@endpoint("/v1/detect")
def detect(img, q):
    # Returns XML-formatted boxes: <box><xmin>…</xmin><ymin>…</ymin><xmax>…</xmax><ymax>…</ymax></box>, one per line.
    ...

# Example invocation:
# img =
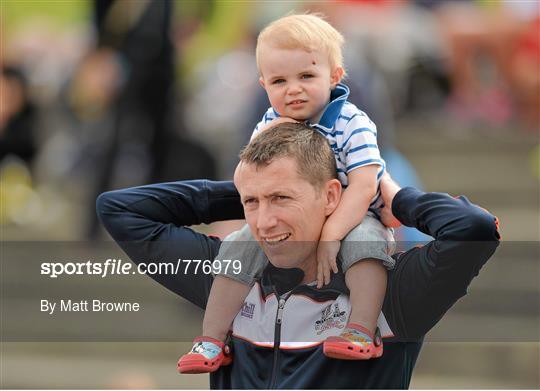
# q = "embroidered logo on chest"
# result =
<box><xmin>241</xmin><ymin>301</ymin><xmax>256</xmax><ymax>319</ymax></box>
<box><xmin>314</xmin><ymin>303</ymin><xmax>347</xmax><ymax>335</ymax></box>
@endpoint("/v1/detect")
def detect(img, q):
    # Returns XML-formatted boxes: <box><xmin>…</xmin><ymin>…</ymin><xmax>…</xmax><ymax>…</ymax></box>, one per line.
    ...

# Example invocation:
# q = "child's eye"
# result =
<box><xmin>272</xmin><ymin>79</ymin><xmax>285</xmax><ymax>85</ymax></box>
<box><xmin>301</xmin><ymin>74</ymin><xmax>314</xmax><ymax>79</ymax></box>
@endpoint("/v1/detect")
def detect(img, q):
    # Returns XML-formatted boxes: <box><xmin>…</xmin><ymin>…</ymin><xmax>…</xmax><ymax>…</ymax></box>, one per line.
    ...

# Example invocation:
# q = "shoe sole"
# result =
<box><xmin>177</xmin><ymin>353</ymin><xmax>232</xmax><ymax>374</ymax></box>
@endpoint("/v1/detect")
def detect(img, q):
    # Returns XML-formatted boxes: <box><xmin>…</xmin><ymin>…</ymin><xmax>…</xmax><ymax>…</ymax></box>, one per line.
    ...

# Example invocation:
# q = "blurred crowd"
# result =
<box><xmin>1</xmin><ymin>0</ymin><xmax>538</xmax><ymax>239</ymax></box>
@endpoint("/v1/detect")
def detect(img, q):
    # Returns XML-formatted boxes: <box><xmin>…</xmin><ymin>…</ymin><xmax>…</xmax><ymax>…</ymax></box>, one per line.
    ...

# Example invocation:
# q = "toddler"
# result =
<box><xmin>178</xmin><ymin>13</ymin><xmax>399</xmax><ymax>374</ymax></box>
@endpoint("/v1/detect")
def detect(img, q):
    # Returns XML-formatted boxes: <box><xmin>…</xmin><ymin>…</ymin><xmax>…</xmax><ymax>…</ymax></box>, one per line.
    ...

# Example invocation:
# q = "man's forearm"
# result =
<box><xmin>96</xmin><ymin>180</ymin><xmax>244</xmax><ymax>308</ymax></box>
<box><xmin>97</xmin><ymin>180</ymin><xmax>243</xmax><ymax>238</ymax></box>
<box><xmin>392</xmin><ymin>187</ymin><xmax>500</xmax><ymax>242</ymax></box>
<box><xmin>386</xmin><ymin>187</ymin><xmax>500</xmax><ymax>338</ymax></box>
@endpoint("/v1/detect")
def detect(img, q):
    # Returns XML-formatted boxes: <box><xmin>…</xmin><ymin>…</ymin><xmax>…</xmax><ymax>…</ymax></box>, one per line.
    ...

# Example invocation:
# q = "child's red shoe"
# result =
<box><xmin>177</xmin><ymin>336</ymin><xmax>232</xmax><ymax>374</ymax></box>
<box><xmin>323</xmin><ymin>323</ymin><xmax>383</xmax><ymax>360</ymax></box>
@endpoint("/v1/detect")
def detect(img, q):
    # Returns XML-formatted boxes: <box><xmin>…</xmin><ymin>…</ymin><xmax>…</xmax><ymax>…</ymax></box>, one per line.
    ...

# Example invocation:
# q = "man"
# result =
<box><xmin>97</xmin><ymin>122</ymin><xmax>500</xmax><ymax>389</ymax></box>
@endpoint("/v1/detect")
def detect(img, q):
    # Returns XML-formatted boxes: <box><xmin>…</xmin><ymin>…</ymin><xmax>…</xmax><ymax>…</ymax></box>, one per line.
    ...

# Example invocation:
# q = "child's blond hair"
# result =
<box><xmin>256</xmin><ymin>13</ymin><xmax>346</xmax><ymax>76</ymax></box>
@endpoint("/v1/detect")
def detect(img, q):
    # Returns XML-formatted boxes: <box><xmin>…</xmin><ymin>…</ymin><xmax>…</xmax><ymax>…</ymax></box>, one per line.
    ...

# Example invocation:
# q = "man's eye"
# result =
<box><xmin>244</xmin><ymin>199</ymin><xmax>256</xmax><ymax>205</ymax></box>
<box><xmin>275</xmin><ymin>195</ymin><xmax>289</xmax><ymax>201</ymax></box>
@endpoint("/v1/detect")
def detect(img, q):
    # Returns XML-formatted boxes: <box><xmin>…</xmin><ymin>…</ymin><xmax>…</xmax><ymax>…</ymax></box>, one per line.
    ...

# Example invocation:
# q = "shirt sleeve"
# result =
<box><xmin>340</xmin><ymin>113</ymin><xmax>384</xmax><ymax>174</ymax></box>
<box><xmin>96</xmin><ymin>180</ymin><xmax>244</xmax><ymax>309</ymax></box>
<box><xmin>383</xmin><ymin>187</ymin><xmax>501</xmax><ymax>339</ymax></box>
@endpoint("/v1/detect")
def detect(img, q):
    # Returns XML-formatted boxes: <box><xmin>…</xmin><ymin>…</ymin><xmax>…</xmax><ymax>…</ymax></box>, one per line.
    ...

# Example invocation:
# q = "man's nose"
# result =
<box><xmin>256</xmin><ymin>203</ymin><xmax>278</xmax><ymax>233</ymax></box>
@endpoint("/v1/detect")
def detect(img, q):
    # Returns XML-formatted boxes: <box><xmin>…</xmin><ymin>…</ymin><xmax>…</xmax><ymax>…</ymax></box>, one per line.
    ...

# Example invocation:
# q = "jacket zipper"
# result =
<box><xmin>267</xmin><ymin>285</ymin><xmax>343</xmax><ymax>388</ymax></box>
<box><xmin>269</xmin><ymin>296</ymin><xmax>286</xmax><ymax>389</ymax></box>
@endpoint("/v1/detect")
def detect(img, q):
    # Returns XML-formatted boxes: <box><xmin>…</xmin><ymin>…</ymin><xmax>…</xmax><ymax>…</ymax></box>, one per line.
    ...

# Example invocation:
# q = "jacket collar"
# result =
<box><xmin>260</xmin><ymin>261</ymin><xmax>349</xmax><ymax>301</ymax></box>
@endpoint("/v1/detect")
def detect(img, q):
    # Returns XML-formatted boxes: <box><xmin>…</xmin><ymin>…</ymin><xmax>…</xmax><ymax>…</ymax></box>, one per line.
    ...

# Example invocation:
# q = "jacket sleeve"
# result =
<box><xmin>384</xmin><ymin>187</ymin><xmax>500</xmax><ymax>339</ymax></box>
<box><xmin>96</xmin><ymin>180</ymin><xmax>244</xmax><ymax>309</ymax></box>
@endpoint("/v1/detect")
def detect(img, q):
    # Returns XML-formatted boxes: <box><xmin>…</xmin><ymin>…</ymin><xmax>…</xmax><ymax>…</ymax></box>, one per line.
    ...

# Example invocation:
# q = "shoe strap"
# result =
<box><xmin>193</xmin><ymin>336</ymin><xmax>225</xmax><ymax>348</ymax></box>
<box><xmin>344</xmin><ymin>323</ymin><xmax>375</xmax><ymax>340</ymax></box>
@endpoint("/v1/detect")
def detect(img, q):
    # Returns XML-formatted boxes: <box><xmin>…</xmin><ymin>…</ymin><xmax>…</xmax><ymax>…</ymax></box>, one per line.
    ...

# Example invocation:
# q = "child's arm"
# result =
<box><xmin>316</xmin><ymin>165</ymin><xmax>378</xmax><ymax>287</ymax></box>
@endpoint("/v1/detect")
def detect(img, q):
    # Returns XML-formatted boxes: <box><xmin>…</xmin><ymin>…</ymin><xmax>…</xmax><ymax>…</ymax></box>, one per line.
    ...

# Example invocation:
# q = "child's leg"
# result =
<box><xmin>323</xmin><ymin>214</ymin><xmax>394</xmax><ymax>360</ymax></box>
<box><xmin>178</xmin><ymin>276</ymin><xmax>251</xmax><ymax>374</ymax></box>
<box><xmin>345</xmin><ymin>259</ymin><xmax>387</xmax><ymax>334</ymax></box>
<box><xmin>202</xmin><ymin>275</ymin><xmax>251</xmax><ymax>342</ymax></box>
<box><xmin>340</xmin><ymin>214</ymin><xmax>395</xmax><ymax>325</ymax></box>
<box><xmin>178</xmin><ymin>224</ymin><xmax>267</xmax><ymax>374</ymax></box>
<box><xmin>324</xmin><ymin>261</ymin><xmax>387</xmax><ymax>361</ymax></box>
<box><xmin>201</xmin><ymin>224</ymin><xmax>268</xmax><ymax>340</ymax></box>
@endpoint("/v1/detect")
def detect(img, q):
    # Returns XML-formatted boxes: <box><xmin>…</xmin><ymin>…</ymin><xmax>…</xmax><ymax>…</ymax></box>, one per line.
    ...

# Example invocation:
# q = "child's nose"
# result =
<box><xmin>287</xmin><ymin>83</ymin><xmax>302</xmax><ymax>95</ymax></box>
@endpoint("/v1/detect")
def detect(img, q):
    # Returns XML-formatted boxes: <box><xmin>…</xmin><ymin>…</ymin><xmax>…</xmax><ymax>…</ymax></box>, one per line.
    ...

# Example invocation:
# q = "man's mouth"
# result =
<box><xmin>263</xmin><ymin>233</ymin><xmax>291</xmax><ymax>245</ymax></box>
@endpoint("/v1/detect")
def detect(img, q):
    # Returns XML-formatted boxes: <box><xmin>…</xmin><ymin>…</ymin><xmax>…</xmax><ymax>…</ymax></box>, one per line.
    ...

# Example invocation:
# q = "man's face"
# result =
<box><xmin>234</xmin><ymin>157</ymin><xmax>339</xmax><ymax>273</ymax></box>
<box><xmin>258</xmin><ymin>45</ymin><xmax>343</xmax><ymax>122</ymax></box>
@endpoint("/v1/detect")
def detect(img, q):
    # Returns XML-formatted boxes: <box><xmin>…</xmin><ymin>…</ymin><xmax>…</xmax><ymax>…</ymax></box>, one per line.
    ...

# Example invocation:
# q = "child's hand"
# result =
<box><xmin>380</xmin><ymin>207</ymin><xmax>401</xmax><ymax>228</ymax></box>
<box><xmin>380</xmin><ymin>173</ymin><xmax>402</xmax><ymax>228</ymax></box>
<box><xmin>316</xmin><ymin>240</ymin><xmax>340</xmax><ymax>288</ymax></box>
<box><xmin>260</xmin><ymin>117</ymin><xmax>298</xmax><ymax>132</ymax></box>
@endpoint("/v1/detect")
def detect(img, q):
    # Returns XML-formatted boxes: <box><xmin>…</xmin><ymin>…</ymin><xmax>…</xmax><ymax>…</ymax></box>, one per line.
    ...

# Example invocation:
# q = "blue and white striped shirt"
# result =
<box><xmin>252</xmin><ymin>83</ymin><xmax>385</xmax><ymax>210</ymax></box>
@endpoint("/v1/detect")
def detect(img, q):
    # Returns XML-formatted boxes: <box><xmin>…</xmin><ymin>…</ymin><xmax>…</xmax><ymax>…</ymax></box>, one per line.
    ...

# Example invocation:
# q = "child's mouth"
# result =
<box><xmin>288</xmin><ymin>100</ymin><xmax>306</xmax><ymax>106</ymax></box>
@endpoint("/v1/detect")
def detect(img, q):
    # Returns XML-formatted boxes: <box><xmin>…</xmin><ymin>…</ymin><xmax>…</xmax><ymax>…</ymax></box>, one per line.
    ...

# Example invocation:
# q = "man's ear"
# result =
<box><xmin>259</xmin><ymin>76</ymin><xmax>266</xmax><ymax>89</ymax></box>
<box><xmin>233</xmin><ymin>161</ymin><xmax>244</xmax><ymax>189</ymax></box>
<box><xmin>323</xmin><ymin>179</ymin><xmax>342</xmax><ymax>216</ymax></box>
<box><xmin>330</xmin><ymin>67</ymin><xmax>344</xmax><ymax>88</ymax></box>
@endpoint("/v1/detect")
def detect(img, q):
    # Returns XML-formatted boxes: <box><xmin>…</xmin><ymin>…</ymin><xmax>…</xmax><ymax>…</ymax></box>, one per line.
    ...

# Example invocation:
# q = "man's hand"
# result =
<box><xmin>379</xmin><ymin>173</ymin><xmax>402</xmax><ymax>228</ymax></box>
<box><xmin>316</xmin><ymin>240</ymin><xmax>341</xmax><ymax>288</ymax></box>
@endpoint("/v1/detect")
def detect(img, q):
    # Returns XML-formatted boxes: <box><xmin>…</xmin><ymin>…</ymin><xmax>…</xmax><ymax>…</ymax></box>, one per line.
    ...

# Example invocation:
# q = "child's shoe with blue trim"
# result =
<box><xmin>177</xmin><ymin>336</ymin><xmax>232</xmax><ymax>374</ymax></box>
<box><xmin>323</xmin><ymin>323</ymin><xmax>383</xmax><ymax>360</ymax></box>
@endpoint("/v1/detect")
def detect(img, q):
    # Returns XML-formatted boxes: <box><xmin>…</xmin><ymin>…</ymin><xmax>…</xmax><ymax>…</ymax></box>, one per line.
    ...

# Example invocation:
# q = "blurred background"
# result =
<box><xmin>1</xmin><ymin>0</ymin><xmax>538</xmax><ymax>388</ymax></box>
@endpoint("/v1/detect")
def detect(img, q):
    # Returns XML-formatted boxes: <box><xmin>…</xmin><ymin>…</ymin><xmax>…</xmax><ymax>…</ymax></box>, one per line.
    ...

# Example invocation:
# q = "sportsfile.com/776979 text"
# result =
<box><xmin>40</xmin><ymin>259</ymin><xmax>242</xmax><ymax>278</ymax></box>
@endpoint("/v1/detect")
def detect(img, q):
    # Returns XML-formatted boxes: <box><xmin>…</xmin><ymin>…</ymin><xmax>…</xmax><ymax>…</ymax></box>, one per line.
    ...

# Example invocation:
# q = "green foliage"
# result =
<box><xmin>2</xmin><ymin>0</ymin><xmax>90</xmax><ymax>38</ymax></box>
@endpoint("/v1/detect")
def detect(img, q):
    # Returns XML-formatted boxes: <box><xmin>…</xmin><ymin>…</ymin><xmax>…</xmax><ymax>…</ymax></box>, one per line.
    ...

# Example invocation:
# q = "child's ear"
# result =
<box><xmin>259</xmin><ymin>76</ymin><xmax>266</xmax><ymax>89</ymax></box>
<box><xmin>330</xmin><ymin>67</ymin><xmax>344</xmax><ymax>88</ymax></box>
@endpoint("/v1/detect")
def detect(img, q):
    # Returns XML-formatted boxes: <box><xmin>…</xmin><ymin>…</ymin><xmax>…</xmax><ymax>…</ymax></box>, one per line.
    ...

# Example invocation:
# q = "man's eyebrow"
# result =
<box><xmin>240</xmin><ymin>189</ymin><xmax>299</xmax><ymax>201</ymax></box>
<box><xmin>267</xmin><ymin>189</ymin><xmax>297</xmax><ymax>198</ymax></box>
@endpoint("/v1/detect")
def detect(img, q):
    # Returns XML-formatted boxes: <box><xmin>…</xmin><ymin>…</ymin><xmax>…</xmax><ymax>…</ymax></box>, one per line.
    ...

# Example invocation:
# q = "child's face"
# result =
<box><xmin>258</xmin><ymin>45</ymin><xmax>343</xmax><ymax>121</ymax></box>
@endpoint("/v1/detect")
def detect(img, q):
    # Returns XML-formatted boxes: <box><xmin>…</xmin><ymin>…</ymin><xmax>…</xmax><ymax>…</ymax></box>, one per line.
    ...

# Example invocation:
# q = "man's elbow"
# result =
<box><xmin>465</xmin><ymin>208</ymin><xmax>501</xmax><ymax>243</ymax></box>
<box><xmin>458</xmin><ymin>208</ymin><xmax>501</xmax><ymax>265</ymax></box>
<box><xmin>96</xmin><ymin>191</ymin><xmax>112</xmax><ymax>218</ymax></box>
<box><xmin>96</xmin><ymin>190</ymin><xmax>124</xmax><ymax>232</ymax></box>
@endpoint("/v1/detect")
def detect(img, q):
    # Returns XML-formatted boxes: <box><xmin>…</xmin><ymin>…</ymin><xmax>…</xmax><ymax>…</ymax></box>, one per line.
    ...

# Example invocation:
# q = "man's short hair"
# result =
<box><xmin>239</xmin><ymin>122</ymin><xmax>337</xmax><ymax>189</ymax></box>
<box><xmin>256</xmin><ymin>13</ymin><xmax>346</xmax><ymax>76</ymax></box>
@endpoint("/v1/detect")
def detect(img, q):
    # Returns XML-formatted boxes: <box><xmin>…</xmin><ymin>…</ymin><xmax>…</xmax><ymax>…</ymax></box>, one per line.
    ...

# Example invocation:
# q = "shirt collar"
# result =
<box><xmin>309</xmin><ymin>83</ymin><xmax>349</xmax><ymax>130</ymax></box>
